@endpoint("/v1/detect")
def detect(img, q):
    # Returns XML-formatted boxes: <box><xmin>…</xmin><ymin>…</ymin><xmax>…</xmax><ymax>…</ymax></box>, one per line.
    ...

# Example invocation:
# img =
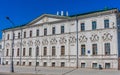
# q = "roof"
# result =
<box><xmin>2</xmin><ymin>8</ymin><xmax>118</xmax><ymax>31</ymax></box>
<box><xmin>69</xmin><ymin>8</ymin><xmax>118</xmax><ymax>17</ymax></box>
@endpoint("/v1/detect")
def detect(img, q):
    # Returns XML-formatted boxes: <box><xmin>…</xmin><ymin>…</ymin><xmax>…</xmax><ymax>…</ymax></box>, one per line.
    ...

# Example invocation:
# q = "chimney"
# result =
<box><xmin>61</xmin><ymin>11</ymin><xmax>63</xmax><ymax>16</ymax></box>
<box><xmin>57</xmin><ymin>11</ymin><xmax>59</xmax><ymax>15</ymax></box>
<box><xmin>66</xmin><ymin>11</ymin><xmax>68</xmax><ymax>16</ymax></box>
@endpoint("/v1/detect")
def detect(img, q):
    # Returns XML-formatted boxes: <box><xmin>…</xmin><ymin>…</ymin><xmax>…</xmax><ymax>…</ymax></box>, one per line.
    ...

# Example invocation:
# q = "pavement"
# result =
<box><xmin>0</xmin><ymin>65</ymin><xmax>120</xmax><ymax>75</ymax></box>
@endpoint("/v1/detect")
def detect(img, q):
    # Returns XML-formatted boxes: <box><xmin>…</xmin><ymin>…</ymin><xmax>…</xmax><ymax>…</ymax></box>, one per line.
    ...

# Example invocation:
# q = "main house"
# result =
<box><xmin>1</xmin><ymin>8</ymin><xmax>120</xmax><ymax>70</ymax></box>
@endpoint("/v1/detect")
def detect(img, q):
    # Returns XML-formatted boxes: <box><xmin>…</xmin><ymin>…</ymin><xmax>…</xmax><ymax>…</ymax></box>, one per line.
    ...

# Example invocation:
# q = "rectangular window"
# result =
<box><xmin>52</xmin><ymin>62</ymin><xmax>55</xmax><ymax>67</ymax></box>
<box><xmin>43</xmin><ymin>47</ymin><xmax>47</xmax><ymax>56</ymax></box>
<box><xmin>61</xmin><ymin>26</ymin><xmax>64</xmax><ymax>34</ymax></box>
<box><xmin>30</xmin><ymin>30</ymin><xmax>32</xmax><ymax>37</ymax></box>
<box><xmin>6</xmin><ymin>49</ymin><xmax>9</xmax><ymax>56</ymax></box>
<box><xmin>29</xmin><ymin>62</ymin><xmax>32</xmax><ymax>66</ymax></box>
<box><xmin>29</xmin><ymin>48</ymin><xmax>32</xmax><ymax>56</ymax></box>
<box><xmin>18</xmin><ymin>32</ymin><xmax>20</xmax><ymax>39</ymax></box>
<box><xmin>36</xmin><ymin>47</ymin><xmax>39</xmax><ymax>56</ymax></box>
<box><xmin>23</xmin><ymin>48</ymin><xmax>26</xmax><ymax>56</ymax></box>
<box><xmin>0</xmin><ymin>45</ymin><xmax>1</xmax><ymax>49</ymax></box>
<box><xmin>92</xmin><ymin>44</ymin><xmax>97</xmax><ymax>55</ymax></box>
<box><xmin>81</xmin><ymin>63</ymin><xmax>85</xmax><ymax>68</ymax></box>
<box><xmin>23</xmin><ymin>62</ymin><xmax>25</xmax><ymax>66</ymax></box>
<box><xmin>52</xmin><ymin>46</ymin><xmax>56</xmax><ymax>56</ymax></box>
<box><xmin>61</xmin><ymin>46</ymin><xmax>65</xmax><ymax>56</ymax></box>
<box><xmin>81</xmin><ymin>23</ymin><xmax>85</xmax><ymax>31</ymax></box>
<box><xmin>81</xmin><ymin>45</ymin><xmax>86</xmax><ymax>55</ymax></box>
<box><xmin>36</xmin><ymin>29</ymin><xmax>39</xmax><ymax>36</ymax></box>
<box><xmin>105</xmin><ymin>43</ymin><xmax>110</xmax><ymax>55</ymax></box>
<box><xmin>104</xmin><ymin>19</ymin><xmax>109</xmax><ymax>28</ymax></box>
<box><xmin>7</xmin><ymin>34</ymin><xmax>9</xmax><ymax>40</ymax></box>
<box><xmin>24</xmin><ymin>31</ymin><xmax>26</xmax><ymax>38</ymax></box>
<box><xmin>44</xmin><ymin>28</ymin><xmax>47</xmax><ymax>35</ymax></box>
<box><xmin>6</xmin><ymin>61</ymin><xmax>8</xmax><ymax>65</ymax></box>
<box><xmin>43</xmin><ymin>62</ymin><xmax>47</xmax><ymax>67</ymax></box>
<box><xmin>61</xmin><ymin>62</ymin><xmax>65</xmax><ymax>67</ymax></box>
<box><xmin>92</xmin><ymin>63</ymin><xmax>97</xmax><ymax>69</ymax></box>
<box><xmin>17</xmin><ymin>48</ymin><xmax>19</xmax><ymax>56</ymax></box>
<box><xmin>105</xmin><ymin>63</ymin><xmax>110</xmax><ymax>69</ymax></box>
<box><xmin>52</xmin><ymin>27</ymin><xmax>55</xmax><ymax>35</ymax></box>
<box><xmin>16</xmin><ymin>62</ymin><xmax>19</xmax><ymax>65</ymax></box>
<box><xmin>92</xmin><ymin>21</ymin><xmax>97</xmax><ymax>30</ymax></box>
<box><xmin>36</xmin><ymin>62</ymin><xmax>39</xmax><ymax>66</ymax></box>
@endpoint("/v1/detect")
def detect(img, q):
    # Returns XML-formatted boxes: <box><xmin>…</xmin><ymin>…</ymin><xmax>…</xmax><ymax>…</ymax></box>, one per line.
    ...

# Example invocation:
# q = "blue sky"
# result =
<box><xmin>0</xmin><ymin>0</ymin><xmax>120</xmax><ymax>39</ymax></box>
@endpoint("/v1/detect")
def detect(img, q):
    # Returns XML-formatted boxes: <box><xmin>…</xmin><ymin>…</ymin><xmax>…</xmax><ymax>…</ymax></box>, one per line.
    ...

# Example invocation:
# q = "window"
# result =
<box><xmin>29</xmin><ymin>48</ymin><xmax>32</xmax><ymax>56</ymax></box>
<box><xmin>105</xmin><ymin>63</ymin><xmax>110</xmax><ymax>69</ymax></box>
<box><xmin>36</xmin><ymin>29</ymin><xmax>39</xmax><ymax>36</ymax></box>
<box><xmin>29</xmin><ymin>62</ymin><xmax>32</xmax><ymax>66</ymax></box>
<box><xmin>44</xmin><ymin>28</ymin><xmax>47</xmax><ymax>35</ymax></box>
<box><xmin>17</xmin><ymin>48</ymin><xmax>19</xmax><ymax>56</ymax></box>
<box><xmin>81</xmin><ymin>63</ymin><xmax>85</xmax><ymax>68</ymax></box>
<box><xmin>61</xmin><ymin>46</ymin><xmax>65</xmax><ymax>56</ymax></box>
<box><xmin>18</xmin><ymin>32</ymin><xmax>20</xmax><ymax>39</ymax></box>
<box><xmin>61</xmin><ymin>26</ymin><xmax>64</xmax><ymax>34</ymax></box>
<box><xmin>43</xmin><ymin>47</ymin><xmax>47</xmax><ymax>56</ymax></box>
<box><xmin>61</xmin><ymin>62</ymin><xmax>65</xmax><ymax>67</ymax></box>
<box><xmin>92</xmin><ymin>44</ymin><xmax>97</xmax><ymax>55</ymax></box>
<box><xmin>92</xmin><ymin>21</ymin><xmax>97</xmax><ymax>30</ymax></box>
<box><xmin>52</xmin><ymin>62</ymin><xmax>55</xmax><ymax>67</ymax></box>
<box><xmin>104</xmin><ymin>19</ymin><xmax>109</xmax><ymax>28</ymax></box>
<box><xmin>52</xmin><ymin>46</ymin><xmax>56</xmax><ymax>56</ymax></box>
<box><xmin>16</xmin><ymin>62</ymin><xmax>19</xmax><ymax>65</ymax></box>
<box><xmin>92</xmin><ymin>63</ymin><xmax>97</xmax><ymax>69</ymax></box>
<box><xmin>6</xmin><ymin>49</ymin><xmax>9</xmax><ymax>56</ymax></box>
<box><xmin>23</xmin><ymin>62</ymin><xmax>25</xmax><ymax>66</ymax></box>
<box><xmin>30</xmin><ymin>30</ymin><xmax>32</xmax><ymax>37</ymax></box>
<box><xmin>23</xmin><ymin>48</ymin><xmax>26</xmax><ymax>56</ymax></box>
<box><xmin>52</xmin><ymin>27</ymin><xmax>55</xmax><ymax>34</ymax></box>
<box><xmin>36</xmin><ymin>62</ymin><xmax>39</xmax><ymax>66</ymax></box>
<box><xmin>0</xmin><ymin>45</ymin><xmax>1</xmax><ymax>49</ymax></box>
<box><xmin>36</xmin><ymin>46</ymin><xmax>39</xmax><ymax>56</ymax></box>
<box><xmin>7</xmin><ymin>34</ymin><xmax>9</xmax><ymax>40</ymax></box>
<box><xmin>13</xmin><ymin>33</ymin><xmax>15</xmax><ymax>39</ymax></box>
<box><xmin>24</xmin><ymin>31</ymin><xmax>26</xmax><ymax>38</ymax></box>
<box><xmin>6</xmin><ymin>61</ymin><xmax>8</xmax><ymax>65</ymax></box>
<box><xmin>105</xmin><ymin>43</ymin><xmax>110</xmax><ymax>55</ymax></box>
<box><xmin>81</xmin><ymin>23</ymin><xmax>85</xmax><ymax>31</ymax></box>
<box><xmin>81</xmin><ymin>45</ymin><xmax>86</xmax><ymax>55</ymax></box>
<box><xmin>43</xmin><ymin>62</ymin><xmax>47</xmax><ymax>67</ymax></box>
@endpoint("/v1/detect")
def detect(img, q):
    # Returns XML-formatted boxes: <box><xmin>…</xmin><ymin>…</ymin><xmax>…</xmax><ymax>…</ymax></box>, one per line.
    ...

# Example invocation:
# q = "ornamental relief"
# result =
<box><xmin>16</xmin><ymin>42</ymin><xmax>21</xmax><ymax>47</ymax></box>
<box><xmin>22</xmin><ymin>41</ymin><xmax>26</xmax><ymax>47</ymax></box>
<box><xmin>69</xmin><ymin>36</ymin><xmax>76</xmax><ymax>43</ymax></box>
<box><xmin>50</xmin><ymin>38</ymin><xmax>57</xmax><ymax>45</ymax></box>
<box><xmin>79</xmin><ymin>35</ymin><xmax>87</xmax><ymax>42</ymax></box>
<box><xmin>59</xmin><ymin>37</ymin><xmax>67</xmax><ymax>44</ymax></box>
<box><xmin>42</xmin><ymin>39</ymin><xmax>48</xmax><ymax>45</ymax></box>
<box><xmin>27</xmin><ymin>40</ymin><xmax>33</xmax><ymax>46</ymax></box>
<box><xmin>6</xmin><ymin>43</ymin><xmax>10</xmax><ymax>47</ymax></box>
<box><xmin>90</xmin><ymin>34</ymin><xmax>99</xmax><ymax>42</ymax></box>
<box><xmin>102</xmin><ymin>33</ymin><xmax>113</xmax><ymax>41</ymax></box>
<box><xmin>35</xmin><ymin>40</ymin><xmax>40</xmax><ymax>46</ymax></box>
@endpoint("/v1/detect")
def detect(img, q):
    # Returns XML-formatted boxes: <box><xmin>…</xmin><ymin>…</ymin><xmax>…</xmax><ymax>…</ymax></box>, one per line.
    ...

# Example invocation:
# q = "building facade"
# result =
<box><xmin>1</xmin><ymin>8</ymin><xmax>120</xmax><ymax>69</ymax></box>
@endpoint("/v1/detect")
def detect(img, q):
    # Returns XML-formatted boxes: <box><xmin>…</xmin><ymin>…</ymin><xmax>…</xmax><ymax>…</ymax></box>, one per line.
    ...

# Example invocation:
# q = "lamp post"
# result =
<box><xmin>76</xmin><ymin>16</ymin><xmax>79</xmax><ymax>68</ymax></box>
<box><xmin>6</xmin><ymin>16</ymin><xmax>15</xmax><ymax>72</ymax></box>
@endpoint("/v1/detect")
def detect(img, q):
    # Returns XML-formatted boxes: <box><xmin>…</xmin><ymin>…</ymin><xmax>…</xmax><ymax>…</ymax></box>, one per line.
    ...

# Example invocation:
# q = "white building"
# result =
<box><xmin>1</xmin><ymin>8</ymin><xmax>120</xmax><ymax>69</ymax></box>
<box><xmin>0</xmin><ymin>40</ymin><xmax>2</xmax><ymax>64</ymax></box>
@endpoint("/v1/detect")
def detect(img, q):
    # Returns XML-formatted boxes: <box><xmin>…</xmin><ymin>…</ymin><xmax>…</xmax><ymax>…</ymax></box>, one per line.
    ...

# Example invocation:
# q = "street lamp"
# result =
<box><xmin>76</xmin><ymin>16</ymin><xmax>79</xmax><ymax>68</ymax></box>
<box><xmin>6</xmin><ymin>16</ymin><xmax>15</xmax><ymax>72</ymax></box>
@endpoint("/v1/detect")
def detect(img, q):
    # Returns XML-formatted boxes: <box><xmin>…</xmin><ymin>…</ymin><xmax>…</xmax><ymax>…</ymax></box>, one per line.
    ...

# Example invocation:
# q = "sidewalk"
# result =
<box><xmin>0</xmin><ymin>65</ymin><xmax>120</xmax><ymax>75</ymax></box>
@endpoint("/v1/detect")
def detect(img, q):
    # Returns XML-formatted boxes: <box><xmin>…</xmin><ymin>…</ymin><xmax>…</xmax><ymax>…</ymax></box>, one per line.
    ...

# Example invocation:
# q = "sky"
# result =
<box><xmin>0</xmin><ymin>0</ymin><xmax>120</xmax><ymax>39</ymax></box>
